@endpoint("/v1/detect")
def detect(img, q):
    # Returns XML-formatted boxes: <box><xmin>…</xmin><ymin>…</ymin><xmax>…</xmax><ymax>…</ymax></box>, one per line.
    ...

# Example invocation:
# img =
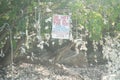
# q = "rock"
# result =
<box><xmin>102</xmin><ymin>74</ymin><xmax>120</xmax><ymax>80</ymax></box>
<box><xmin>51</xmin><ymin>42</ymin><xmax>88</xmax><ymax>67</ymax></box>
<box><xmin>57</xmin><ymin>51</ymin><xmax>88</xmax><ymax>67</ymax></box>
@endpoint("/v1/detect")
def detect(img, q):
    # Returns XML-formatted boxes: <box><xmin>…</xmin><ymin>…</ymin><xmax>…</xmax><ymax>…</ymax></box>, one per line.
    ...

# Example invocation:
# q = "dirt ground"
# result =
<box><xmin>0</xmin><ymin>60</ymin><xmax>107</xmax><ymax>80</ymax></box>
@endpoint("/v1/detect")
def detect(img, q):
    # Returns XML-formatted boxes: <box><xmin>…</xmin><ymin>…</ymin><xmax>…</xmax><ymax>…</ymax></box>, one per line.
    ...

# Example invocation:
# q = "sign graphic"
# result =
<box><xmin>52</xmin><ymin>14</ymin><xmax>70</xmax><ymax>39</ymax></box>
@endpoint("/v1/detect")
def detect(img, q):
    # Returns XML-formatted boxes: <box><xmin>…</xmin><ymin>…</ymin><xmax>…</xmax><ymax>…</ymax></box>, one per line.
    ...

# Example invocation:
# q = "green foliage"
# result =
<box><xmin>0</xmin><ymin>0</ymin><xmax>120</xmax><ymax>55</ymax></box>
<box><xmin>116</xmin><ymin>23</ymin><xmax>120</xmax><ymax>31</ymax></box>
<box><xmin>17</xmin><ymin>17</ymin><xmax>26</xmax><ymax>32</ymax></box>
<box><xmin>0</xmin><ymin>0</ymin><xmax>118</xmax><ymax>41</ymax></box>
<box><xmin>87</xmin><ymin>11</ymin><xmax>104</xmax><ymax>40</ymax></box>
<box><xmin>13</xmin><ymin>39</ymin><xmax>17</xmax><ymax>50</ymax></box>
<box><xmin>68</xmin><ymin>0</ymin><xmax>120</xmax><ymax>41</ymax></box>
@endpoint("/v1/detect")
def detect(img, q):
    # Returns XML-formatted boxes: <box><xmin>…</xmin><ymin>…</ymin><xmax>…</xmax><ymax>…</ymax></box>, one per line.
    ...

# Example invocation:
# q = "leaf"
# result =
<box><xmin>116</xmin><ymin>23</ymin><xmax>120</xmax><ymax>31</ymax></box>
<box><xmin>13</xmin><ymin>39</ymin><xmax>17</xmax><ymax>50</ymax></box>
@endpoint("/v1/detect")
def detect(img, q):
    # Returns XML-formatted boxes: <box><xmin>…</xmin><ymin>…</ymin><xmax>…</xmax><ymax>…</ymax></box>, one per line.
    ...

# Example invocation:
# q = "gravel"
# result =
<box><xmin>0</xmin><ymin>61</ymin><xmax>108</xmax><ymax>80</ymax></box>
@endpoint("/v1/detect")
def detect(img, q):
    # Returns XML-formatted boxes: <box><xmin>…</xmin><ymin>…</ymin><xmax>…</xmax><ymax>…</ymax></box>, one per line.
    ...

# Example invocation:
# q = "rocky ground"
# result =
<box><xmin>0</xmin><ymin>42</ymin><xmax>116</xmax><ymax>80</ymax></box>
<box><xmin>0</xmin><ymin>49</ymin><xmax>108</xmax><ymax>80</ymax></box>
<box><xmin>0</xmin><ymin>60</ymin><xmax>108</xmax><ymax>80</ymax></box>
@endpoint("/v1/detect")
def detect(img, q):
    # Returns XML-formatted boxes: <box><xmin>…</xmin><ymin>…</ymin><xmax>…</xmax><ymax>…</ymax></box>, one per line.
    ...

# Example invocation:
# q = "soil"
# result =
<box><xmin>0</xmin><ymin>42</ymin><xmax>108</xmax><ymax>80</ymax></box>
<box><xmin>0</xmin><ymin>60</ymin><xmax>107</xmax><ymax>80</ymax></box>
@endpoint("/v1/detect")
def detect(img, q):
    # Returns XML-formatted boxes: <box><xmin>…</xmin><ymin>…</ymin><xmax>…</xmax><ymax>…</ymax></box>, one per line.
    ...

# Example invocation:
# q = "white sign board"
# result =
<box><xmin>52</xmin><ymin>14</ymin><xmax>70</xmax><ymax>39</ymax></box>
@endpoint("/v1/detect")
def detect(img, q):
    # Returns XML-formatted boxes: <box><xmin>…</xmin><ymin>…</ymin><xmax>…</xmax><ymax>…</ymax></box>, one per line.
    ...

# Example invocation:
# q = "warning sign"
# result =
<box><xmin>52</xmin><ymin>14</ymin><xmax>70</xmax><ymax>39</ymax></box>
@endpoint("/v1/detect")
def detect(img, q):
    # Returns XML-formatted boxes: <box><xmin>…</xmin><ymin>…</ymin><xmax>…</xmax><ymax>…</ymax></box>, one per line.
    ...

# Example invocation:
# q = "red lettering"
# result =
<box><xmin>53</xmin><ymin>15</ymin><xmax>70</xmax><ymax>26</ymax></box>
<box><xmin>61</xmin><ymin>16</ymin><xmax>69</xmax><ymax>26</ymax></box>
<box><xmin>53</xmin><ymin>15</ymin><xmax>61</xmax><ymax>25</ymax></box>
